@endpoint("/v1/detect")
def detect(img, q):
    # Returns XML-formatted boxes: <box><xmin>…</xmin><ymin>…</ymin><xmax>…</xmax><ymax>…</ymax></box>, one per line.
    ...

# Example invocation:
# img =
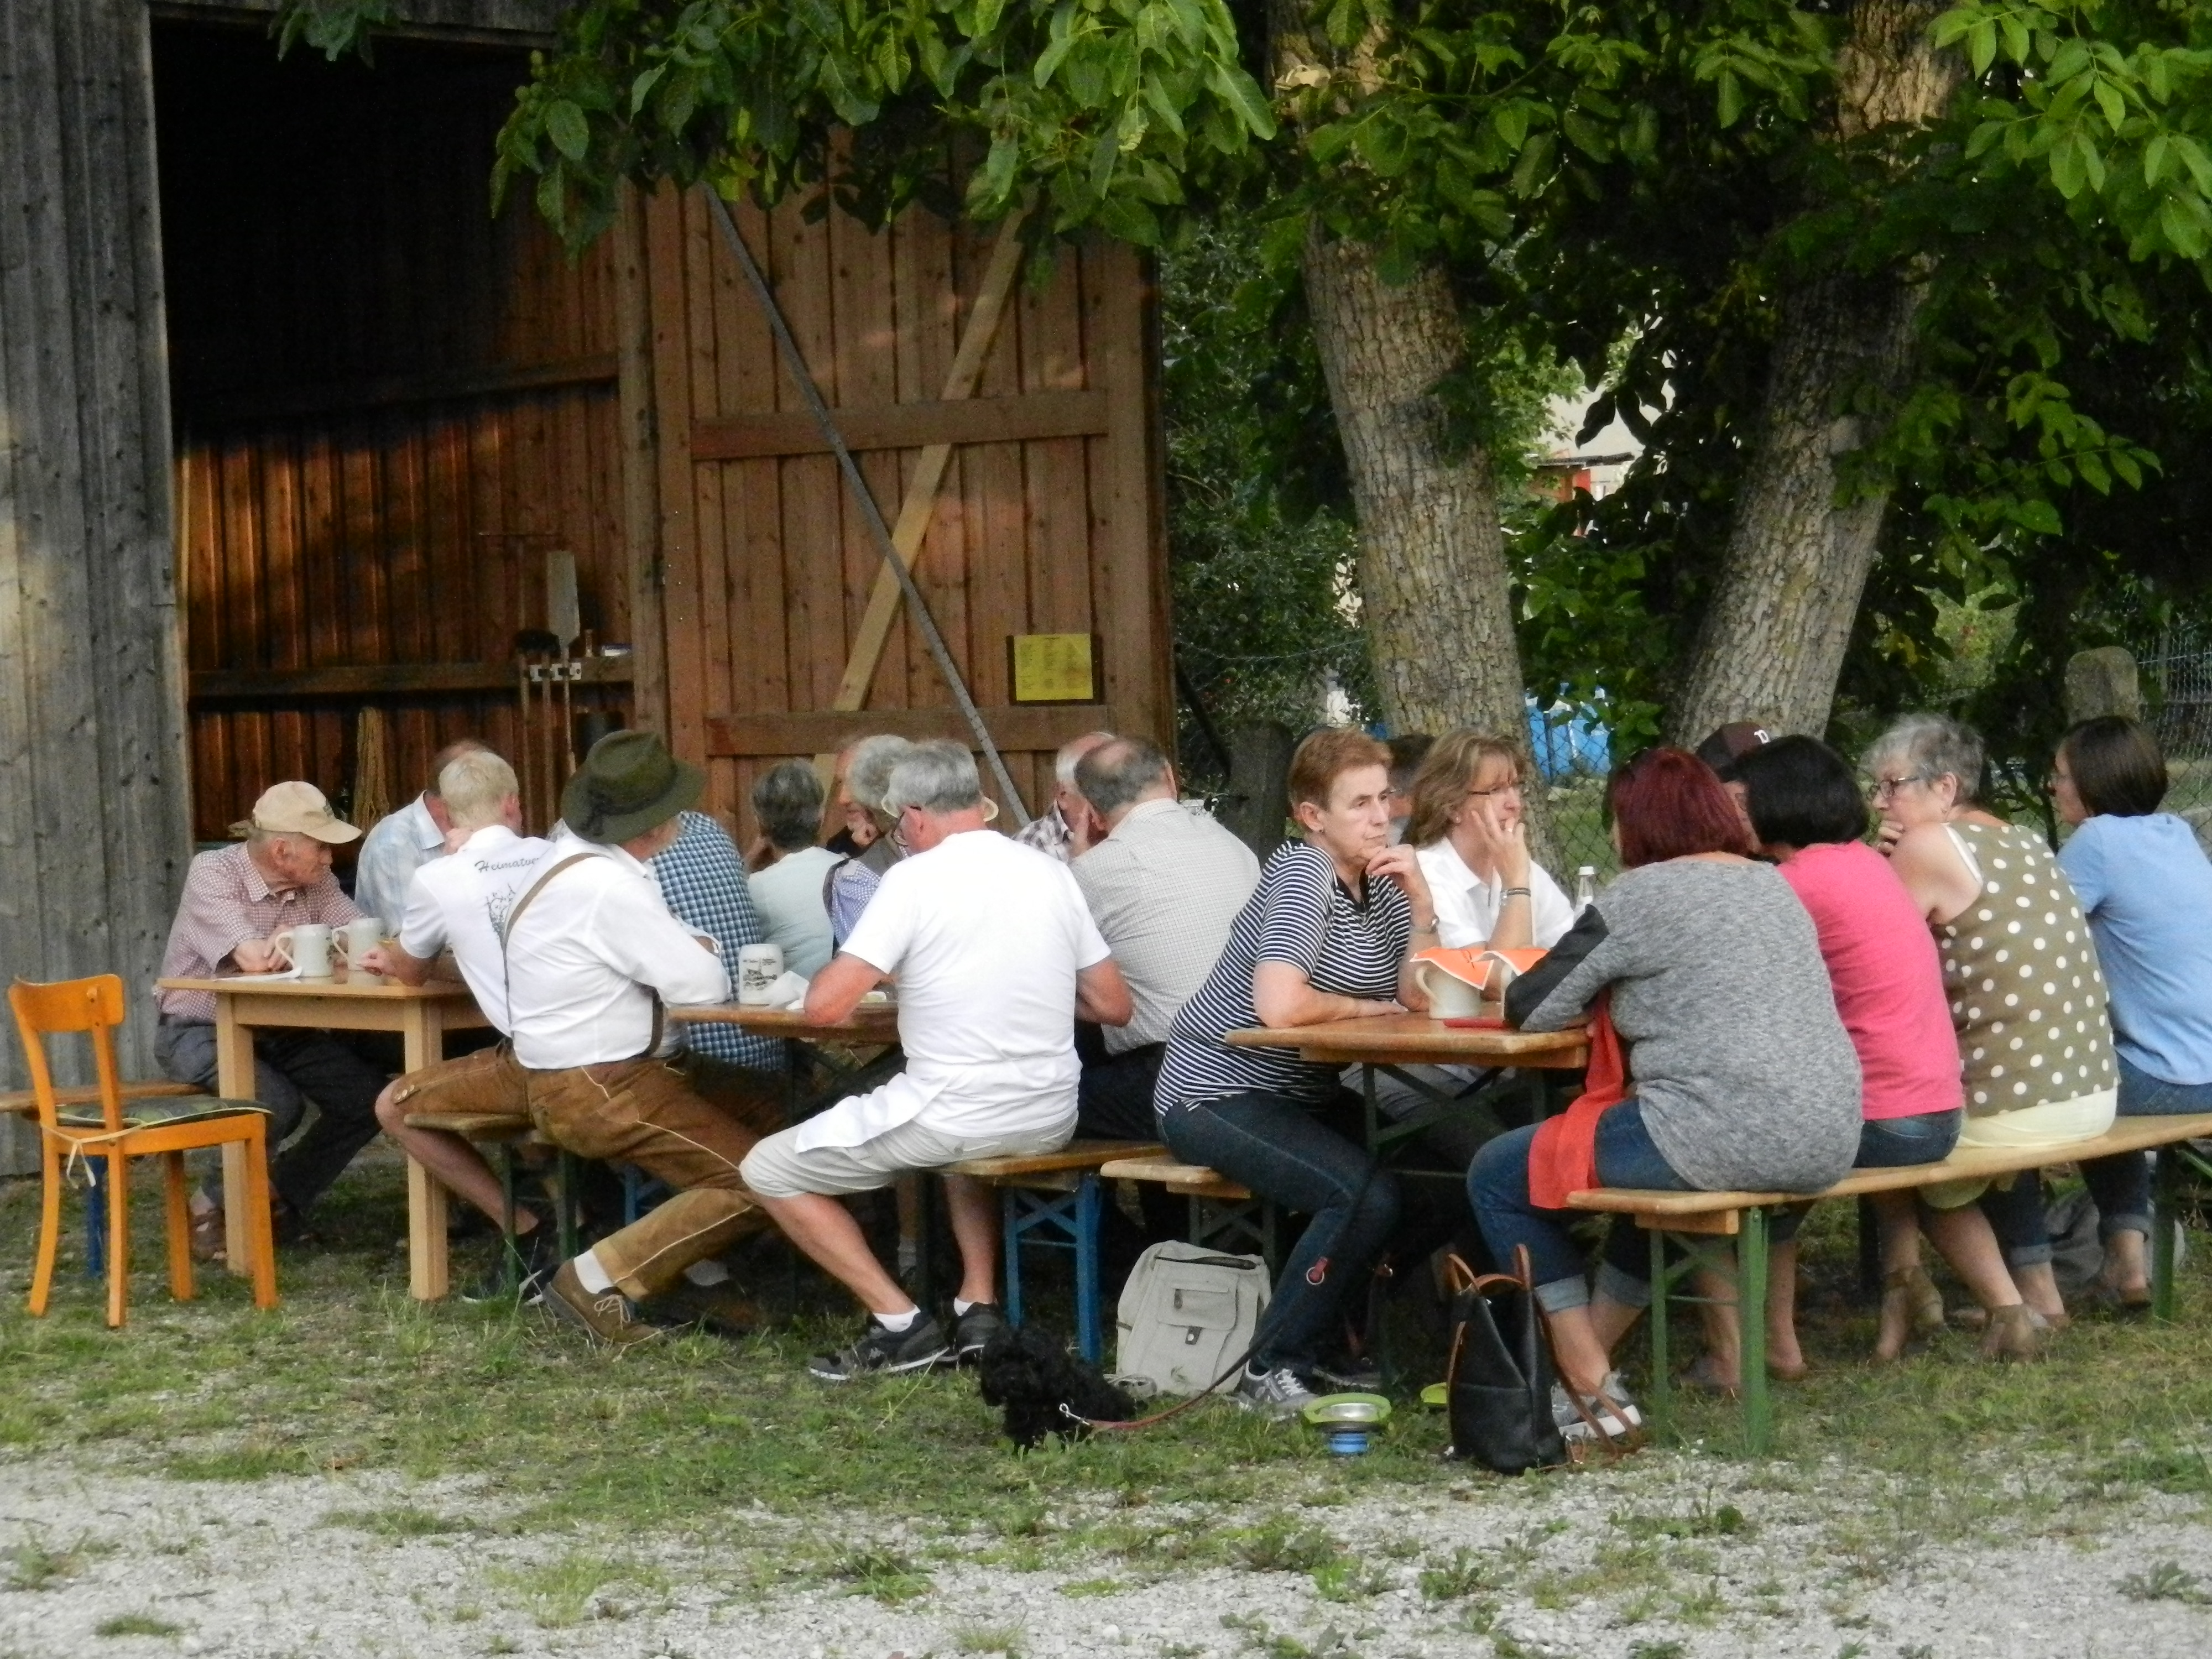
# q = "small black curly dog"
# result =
<box><xmin>975</xmin><ymin>1324</ymin><xmax>1138</xmax><ymax>1449</ymax></box>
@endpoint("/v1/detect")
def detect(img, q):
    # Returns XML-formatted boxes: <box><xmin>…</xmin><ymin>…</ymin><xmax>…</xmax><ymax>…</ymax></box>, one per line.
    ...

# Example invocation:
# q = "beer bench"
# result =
<box><xmin>1099</xmin><ymin>1156</ymin><xmax>1280</xmax><ymax>1271</ymax></box>
<box><xmin>400</xmin><ymin>1109</ymin><xmax>586</xmax><ymax>1300</ymax></box>
<box><xmin>1568</xmin><ymin>1112</ymin><xmax>2212</xmax><ymax>1456</ymax></box>
<box><xmin>948</xmin><ymin>1140</ymin><xmax>1162</xmax><ymax>1363</ymax></box>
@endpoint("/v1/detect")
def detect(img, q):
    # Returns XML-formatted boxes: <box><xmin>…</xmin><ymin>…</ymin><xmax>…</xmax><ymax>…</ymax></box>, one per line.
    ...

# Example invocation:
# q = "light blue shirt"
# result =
<box><xmin>353</xmin><ymin>795</ymin><xmax>444</xmax><ymax>931</ymax></box>
<box><xmin>2058</xmin><ymin>812</ymin><xmax>2212</xmax><ymax>1085</ymax></box>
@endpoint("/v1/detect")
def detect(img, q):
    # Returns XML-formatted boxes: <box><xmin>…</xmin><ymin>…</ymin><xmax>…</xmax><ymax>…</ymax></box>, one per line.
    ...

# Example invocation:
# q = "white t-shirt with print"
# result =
<box><xmin>397</xmin><ymin>824</ymin><xmax>551</xmax><ymax>1032</ymax></box>
<box><xmin>797</xmin><ymin>830</ymin><xmax>1110</xmax><ymax>1151</ymax></box>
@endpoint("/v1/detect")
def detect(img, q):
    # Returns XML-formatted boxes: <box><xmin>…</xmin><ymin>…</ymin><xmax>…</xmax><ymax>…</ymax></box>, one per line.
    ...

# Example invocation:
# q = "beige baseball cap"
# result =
<box><xmin>247</xmin><ymin>781</ymin><xmax>362</xmax><ymax>843</ymax></box>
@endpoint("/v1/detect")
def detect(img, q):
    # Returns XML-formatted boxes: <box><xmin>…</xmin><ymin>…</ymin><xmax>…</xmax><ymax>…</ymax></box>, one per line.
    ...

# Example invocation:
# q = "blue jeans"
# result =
<box><xmin>1467</xmin><ymin>1099</ymin><xmax>1691</xmax><ymax>1313</ymax></box>
<box><xmin>1159</xmin><ymin>1090</ymin><xmax>1401</xmax><ymax>1376</ymax></box>
<box><xmin>1983</xmin><ymin>1057</ymin><xmax>2212</xmax><ymax>1262</ymax></box>
<box><xmin>1766</xmin><ymin>1109</ymin><xmax>1963</xmax><ymax>1246</ymax></box>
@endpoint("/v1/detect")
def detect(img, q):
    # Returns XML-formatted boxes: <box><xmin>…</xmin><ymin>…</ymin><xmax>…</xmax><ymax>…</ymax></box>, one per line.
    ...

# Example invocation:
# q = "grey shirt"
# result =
<box><xmin>1506</xmin><ymin>858</ymin><xmax>1862</xmax><ymax>1193</ymax></box>
<box><xmin>1072</xmin><ymin>799</ymin><xmax>1260</xmax><ymax>1052</ymax></box>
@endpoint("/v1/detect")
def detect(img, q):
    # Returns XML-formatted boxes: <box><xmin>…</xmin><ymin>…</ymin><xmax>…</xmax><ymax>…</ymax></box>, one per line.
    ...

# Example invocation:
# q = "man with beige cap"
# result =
<box><xmin>154</xmin><ymin>781</ymin><xmax>387</xmax><ymax>1250</ymax></box>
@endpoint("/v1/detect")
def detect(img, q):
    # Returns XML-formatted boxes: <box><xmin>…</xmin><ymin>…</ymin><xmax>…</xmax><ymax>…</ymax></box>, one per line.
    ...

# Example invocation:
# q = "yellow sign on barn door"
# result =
<box><xmin>1010</xmin><ymin>634</ymin><xmax>1100</xmax><ymax>704</ymax></box>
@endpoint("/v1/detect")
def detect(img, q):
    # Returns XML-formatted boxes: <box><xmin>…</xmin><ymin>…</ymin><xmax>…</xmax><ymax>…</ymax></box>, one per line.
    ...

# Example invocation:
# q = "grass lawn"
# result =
<box><xmin>3</xmin><ymin>1145</ymin><xmax>2210</xmax><ymax>1603</ymax></box>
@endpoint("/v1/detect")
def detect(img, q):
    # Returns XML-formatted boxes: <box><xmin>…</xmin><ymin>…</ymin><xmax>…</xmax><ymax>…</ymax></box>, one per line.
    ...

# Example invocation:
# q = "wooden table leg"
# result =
<box><xmin>215</xmin><ymin>1006</ymin><xmax>258</xmax><ymax>1276</ymax></box>
<box><xmin>401</xmin><ymin>1000</ymin><xmax>453</xmax><ymax>1302</ymax></box>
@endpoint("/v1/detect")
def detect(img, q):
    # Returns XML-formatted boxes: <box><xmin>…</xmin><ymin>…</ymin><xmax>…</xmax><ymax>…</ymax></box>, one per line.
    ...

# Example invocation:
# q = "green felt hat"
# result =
<box><xmin>561</xmin><ymin>730</ymin><xmax>703</xmax><ymax>845</ymax></box>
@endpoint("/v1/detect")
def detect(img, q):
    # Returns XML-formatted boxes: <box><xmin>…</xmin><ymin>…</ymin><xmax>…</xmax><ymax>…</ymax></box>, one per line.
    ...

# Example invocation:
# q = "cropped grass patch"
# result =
<box><xmin>93</xmin><ymin>1614</ymin><xmax>184</xmax><ymax>1638</ymax></box>
<box><xmin>486</xmin><ymin>1551</ymin><xmax>666</xmax><ymax>1627</ymax></box>
<box><xmin>321</xmin><ymin>1505</ymin><xmax>474</xmax><ymax>1538</ymax></box>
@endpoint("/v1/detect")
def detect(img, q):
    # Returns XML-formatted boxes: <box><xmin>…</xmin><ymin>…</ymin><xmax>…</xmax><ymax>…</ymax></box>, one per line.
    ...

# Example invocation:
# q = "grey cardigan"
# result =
<box><xmin>1505</xmin><ymin>858</ymin><xmax>1863</xmax><ymax>1193</ymax></box>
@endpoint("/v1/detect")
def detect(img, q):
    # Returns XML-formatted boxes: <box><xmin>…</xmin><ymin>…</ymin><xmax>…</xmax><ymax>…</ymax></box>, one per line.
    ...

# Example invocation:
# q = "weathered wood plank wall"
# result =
<box><xmin>0</xmin><ymin>1</ymin><xmax>195</xmax><ymax>1161</ymax></box>
<box><xmin>646</xmin><ymin>186</ymin><xmax>1172</xmax><ymax>843</ymax></box>
<box><xmin>159</xmin><ymin>24</ymin><xmax>631</xmax><ymax>841</ymax></box>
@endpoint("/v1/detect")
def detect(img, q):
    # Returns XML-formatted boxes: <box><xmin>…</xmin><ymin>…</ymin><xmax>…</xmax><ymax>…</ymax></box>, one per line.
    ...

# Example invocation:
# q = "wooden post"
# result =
<box><xmin>613</xmin><ymin>182</ymin><xmax>667</xmax><ymax>737</ymax></box>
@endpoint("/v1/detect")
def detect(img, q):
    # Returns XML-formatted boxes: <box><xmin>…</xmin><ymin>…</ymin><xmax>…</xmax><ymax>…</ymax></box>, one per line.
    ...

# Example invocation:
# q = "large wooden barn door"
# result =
<box><xmin>639</xmin><ymin>187</ymin><xmax>1170</xmax><ymax>833</ymax></box>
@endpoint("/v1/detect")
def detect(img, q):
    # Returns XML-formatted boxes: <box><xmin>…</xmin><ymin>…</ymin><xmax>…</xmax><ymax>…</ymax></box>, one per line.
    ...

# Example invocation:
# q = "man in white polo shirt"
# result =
<box><xmin>742</xmin><ymin>739</ymin><xmax>1133</xmax><ymax>1380</ymax></box>
<box><xmin>505</xmin><ymin>732</ymin><xmax>776</xmax><ymax>1347</ymax></box>
<box><xmin>366</xmin><ymin>748</ymin><xmax>554</xmax><ymax>1278</ymax></box>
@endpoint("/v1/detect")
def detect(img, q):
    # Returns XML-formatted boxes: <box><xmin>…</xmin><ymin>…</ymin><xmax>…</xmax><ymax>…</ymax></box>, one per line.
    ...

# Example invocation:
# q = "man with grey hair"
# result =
<box><xmin>1016</xmin><ymin>729</ymin><xmax>1116</xmax><ymax>862</ymax></box>
<box><xmin>743</xmin><ymin>738</ymin><xmax>1134</xmax><ymax>1380</ymax></box>
<box><xmin>155</xmin><ymin>781</ymin><xmax>385</xmax><ymax>1251</ymax></box>
<box><xmin>1070</xmin><ymin>735</ymin><xmax>1259</xmax><ymax>1142</ymax></box>
<box><xmin>355</xmin><ymin>737</ymin><xmax>491</xmax><ymax>929</ymax></box>
<box><xmin>825</xmin><ymin>733</ymin><xmax>917</xmax><ymax>944</ymax></box>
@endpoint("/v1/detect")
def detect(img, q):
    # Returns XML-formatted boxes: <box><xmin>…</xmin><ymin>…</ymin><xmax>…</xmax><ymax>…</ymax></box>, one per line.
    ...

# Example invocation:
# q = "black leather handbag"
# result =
<box><xmin>1442</xmin><ymin>1246</ymin><xmax>1567</xmax><ymax>1474</ymax></box>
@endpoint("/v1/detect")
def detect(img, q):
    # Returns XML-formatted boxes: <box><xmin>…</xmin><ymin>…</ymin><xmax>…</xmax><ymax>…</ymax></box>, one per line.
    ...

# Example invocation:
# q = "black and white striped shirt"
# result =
<box><xmin>1155</xmin><ymin>841</ymin><xmax>1411</xmax><ymax>1112</ymax></box>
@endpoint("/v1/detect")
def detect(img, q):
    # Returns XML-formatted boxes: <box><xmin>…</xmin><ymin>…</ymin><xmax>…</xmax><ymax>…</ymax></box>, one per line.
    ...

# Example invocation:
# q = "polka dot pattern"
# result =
<box><xmin>1938</xmin><ymin>820</ymin><xmax>2117</xmax><ymax>1118</ymax></box>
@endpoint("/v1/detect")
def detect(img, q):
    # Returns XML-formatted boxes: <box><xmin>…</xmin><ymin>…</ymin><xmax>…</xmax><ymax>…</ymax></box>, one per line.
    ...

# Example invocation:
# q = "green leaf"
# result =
<box><xmin>973</xmin><ymin>0</ymin><xmax>1008</xmax><ymax>38</ymax></box>
<box><xmin>1715</xmin><ymin>69</ymin><xmax>1743</xmax><ymax>130</ymax></box>
<box><xmin>1969</xmin><ymin>19</ymin><xmax>1997</xmax><ymax>78</ymax></box>
<box><xmin>2093</xmin><ymin>79</ymin><xmax>2126</xmax><ymax>134</ymax></box>
<box><xmin>1034</xmin><ymin>29</ymin><xmax>1077</xmax><ymax>86</ymax></box>
<box><xmin>2145</xmin><ymin>133</ymin><xmax>2170</xmax><ymax>186</ymax></box>
<box><xmin>1144</xmin><ymin>74</ymin><xmax>1186</xmax><ymax>138</ymax></box>
<box><xmin>2015</xmin><ymin>498</ymin><xmax>2064</xmax><ymax>536</ymax></box>
<box><xmin>1207</xmin><ymin>62</ymin><xmax>1277</xmax><ymax>140</ymax></box>
<box><xmin>545</xmin><ymin>99</ymin><xmax>589</xmax><ymax>162</ymax></box>
<box><xmin>629</xmin><ymin>65</ymin><xmax>667</xmax><ymax>117</ymax></box>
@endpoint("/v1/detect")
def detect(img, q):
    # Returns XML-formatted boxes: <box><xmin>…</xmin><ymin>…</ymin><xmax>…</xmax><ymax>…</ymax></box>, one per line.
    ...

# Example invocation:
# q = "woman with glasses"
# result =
<box><xmin>2024</xmin><ymin>717</ymin><xmax>2212</xmax><ymax>1310</ymax></box>
<box><xmin>1404</xmin><ymin>733</ymin><xmax>1579</xmax><ymax>952</ymax></box>
<box><xmin>1868</xmin><ymin>713</ymin><xmax>2118</xmax><ymax>1359</ymax></box>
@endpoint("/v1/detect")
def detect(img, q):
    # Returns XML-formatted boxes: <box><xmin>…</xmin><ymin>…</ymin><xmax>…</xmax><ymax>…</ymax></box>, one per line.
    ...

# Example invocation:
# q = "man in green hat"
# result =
<box><xmin>502</xmin><ymin>731</ymin><xmax>776</xmax><ymax>1346</ymax></box>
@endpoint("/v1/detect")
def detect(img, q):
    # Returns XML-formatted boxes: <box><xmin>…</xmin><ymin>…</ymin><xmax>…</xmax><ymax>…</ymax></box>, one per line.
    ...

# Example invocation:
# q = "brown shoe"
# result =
<box><xmin>637</xmin><ymin>1280</ymin><xmax>763</xmax><ymax>1339</ymax></box>
<box><xmin>189</xmin><ymin>1207</ymin><xmax>227</xmax><ymax>1264</ymax></box>
<box><xmin>542</xmin><ymin>1261</ymin><xmax>661</xmax><ymax>1349</ymax></box>
<box><xmin>1978</xmin><ymin>1302</ymin><xmax>2052</xmax><ymax>1363</ymax></box>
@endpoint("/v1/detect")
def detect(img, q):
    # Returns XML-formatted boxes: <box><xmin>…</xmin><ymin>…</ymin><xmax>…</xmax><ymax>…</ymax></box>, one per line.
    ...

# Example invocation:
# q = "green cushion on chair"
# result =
<box><xmin>55</xmin><ymin>1098</ymin><xmax>269</xmax><ymax>1131</ymax></box>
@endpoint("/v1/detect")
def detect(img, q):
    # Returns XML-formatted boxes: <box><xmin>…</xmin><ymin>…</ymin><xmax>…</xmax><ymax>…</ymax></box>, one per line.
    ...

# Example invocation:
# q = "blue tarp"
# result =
<box><xmin>1526</xmin><ymin>691</ymin><xmax>1610</xmax><ymax>780</ymax></box>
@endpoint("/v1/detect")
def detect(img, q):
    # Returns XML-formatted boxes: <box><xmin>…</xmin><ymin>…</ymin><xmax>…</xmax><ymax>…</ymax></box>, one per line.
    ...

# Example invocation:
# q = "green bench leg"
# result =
<box><xmin>1646</xmin><ymin>1224</ymin><xmax>1672</xmax><ymax>1439</ymax></box>
<box><xmin>1642</xmin><ymin>1208</ymin><xmax>1772</xmax><ymax>1457</ymax></box>
<box><xmin>2146</xmin><ymin>1141</ymin><xmax>2212</xmax><ymax>1322</ymax></box>
<box><xmin>1739</xmin><ymin>1206</ymin><xmax>1771</xmax><ymax>1458</ymax></box>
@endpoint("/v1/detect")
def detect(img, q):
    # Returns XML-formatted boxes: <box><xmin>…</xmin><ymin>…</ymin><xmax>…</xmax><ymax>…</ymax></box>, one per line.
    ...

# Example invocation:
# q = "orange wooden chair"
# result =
<box><xmin>9</xmin><ymin>975</ymin><xmax>278</xmax><ymax>1326</ymax></box>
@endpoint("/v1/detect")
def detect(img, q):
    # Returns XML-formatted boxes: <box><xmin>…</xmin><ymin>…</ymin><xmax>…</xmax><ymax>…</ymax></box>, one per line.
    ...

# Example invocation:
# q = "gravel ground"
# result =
<box><xmin>3</xmin><ymin>1457</ymin><xmax>2209</xmax><ymax>1658</ymax></box>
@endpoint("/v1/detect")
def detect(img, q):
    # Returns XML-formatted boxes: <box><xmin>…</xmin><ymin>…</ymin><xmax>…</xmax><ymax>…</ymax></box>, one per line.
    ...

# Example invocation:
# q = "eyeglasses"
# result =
<box><xmin>1868</xmin><ymin>773</ymin><xmax>1929</xmax><ymax>802</ymax></box>
<box><xmin>1466</xmin><ymin>779</ymin><xmax>1523</xmax><ymax>800</ymax></box>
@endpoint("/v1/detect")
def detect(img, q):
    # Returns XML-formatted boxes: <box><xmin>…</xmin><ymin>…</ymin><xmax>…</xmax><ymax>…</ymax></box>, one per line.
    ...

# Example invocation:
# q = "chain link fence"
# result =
<box><xmin>2140</xmin><ymin>629</ymin><xmax>2212</xmax><ymax>842</ymax></box>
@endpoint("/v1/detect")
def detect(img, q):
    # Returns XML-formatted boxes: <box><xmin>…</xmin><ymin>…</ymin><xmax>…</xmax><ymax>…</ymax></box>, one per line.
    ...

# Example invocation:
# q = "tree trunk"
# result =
<box><xmin>1666</xmin><ymin>0</ymin><xmax>1963</xmax><ymax>742</ymax></box>
<box><xmin>1301</xmin><ymin>227</ymin><xmax>1551</xmax><ymax>854</ymax></box>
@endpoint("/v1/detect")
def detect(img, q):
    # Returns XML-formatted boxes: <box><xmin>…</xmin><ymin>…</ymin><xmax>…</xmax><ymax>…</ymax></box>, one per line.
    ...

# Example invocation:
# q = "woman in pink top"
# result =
<box><xmin>1737</xmin><ymin>738</ymin><xmax>1968</xmax><ymax>1374</ymax></box>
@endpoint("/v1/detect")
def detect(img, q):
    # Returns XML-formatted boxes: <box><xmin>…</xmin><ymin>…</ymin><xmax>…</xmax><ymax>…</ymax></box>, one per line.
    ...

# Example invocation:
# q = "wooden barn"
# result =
<box><xmin>0</xmin><ymin>1</ymin><xmax>1171</xmax><ymax>1144</ymax></box>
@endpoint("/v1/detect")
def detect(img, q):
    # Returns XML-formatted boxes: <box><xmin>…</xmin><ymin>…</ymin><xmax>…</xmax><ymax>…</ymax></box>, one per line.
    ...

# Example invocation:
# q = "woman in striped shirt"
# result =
<box><xmin>1155</xmin><ymin>728</ymin><xmax>1441</xmax><ymax>1418</ymax></box>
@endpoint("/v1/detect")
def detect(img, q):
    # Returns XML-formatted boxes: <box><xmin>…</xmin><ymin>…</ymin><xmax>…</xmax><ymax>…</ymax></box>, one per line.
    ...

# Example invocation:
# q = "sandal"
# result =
<box><xmin>1872</xmin><ymin>1265</ymin><xmax>1944</xmax><ymax>1361</ymax></box>
<box><xmin>1978</xmin><ymin>1302</ymin><xmax>2052</xmax><ymax>1363</ymax></box>
<box><xmin>188</xmin><ymin>1207</ymin><xmax>227</xmax><ymax>1264</ymax></box>
<box><xmin>1681</xmin><ymin>1353</ymin><xmax>1739</xmax><ymax>1396</ymax></box>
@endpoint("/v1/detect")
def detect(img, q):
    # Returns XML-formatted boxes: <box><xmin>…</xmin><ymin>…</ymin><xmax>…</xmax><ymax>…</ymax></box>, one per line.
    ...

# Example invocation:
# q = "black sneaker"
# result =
<box><xmin>1312</xmin><ymin>1354</ymin><xmax>1383</xmax><ymax>1392</ymax></box>
<box><xmin>951</xmin><ymin>1302</ymin><xmax>1009</xmax><ymax>1363</ymax></box>
<box><xmin>807</xmin><ymin>1313</ymin><xmax>951</xmax><ymax>1381</ymax></box>
<box><xmin>1233</xmin><ymin>1364</ymin><xmax>1319</xmax><ymax>1420</ymax></box>
<box><xmin>461</xmin><ymin>1220</ymin><xmax>557</xmax><ymax>1306</ymax></box>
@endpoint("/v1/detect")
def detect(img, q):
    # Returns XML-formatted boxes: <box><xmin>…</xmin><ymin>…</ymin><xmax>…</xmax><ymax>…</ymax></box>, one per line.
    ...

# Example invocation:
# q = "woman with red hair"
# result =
<box><xmin>1466</xmin><ymin>748</ymin><xmax>1862</xmax><ymax>1439</ymax></box>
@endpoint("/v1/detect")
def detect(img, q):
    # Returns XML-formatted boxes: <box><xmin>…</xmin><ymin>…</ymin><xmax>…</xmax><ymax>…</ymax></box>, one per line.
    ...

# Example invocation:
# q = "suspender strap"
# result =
<box><xmin>500</xmin><ymin>853</ymin><xmax>667</xmax><ymax>1065</ymax></box>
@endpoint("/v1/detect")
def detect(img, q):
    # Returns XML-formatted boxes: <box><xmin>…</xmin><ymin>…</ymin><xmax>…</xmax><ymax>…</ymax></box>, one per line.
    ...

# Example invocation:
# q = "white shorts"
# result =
<box><xmin>740</xmin><ymin>1116</ymin><xmax>1074</xmax><ymax>1198</ymax></box>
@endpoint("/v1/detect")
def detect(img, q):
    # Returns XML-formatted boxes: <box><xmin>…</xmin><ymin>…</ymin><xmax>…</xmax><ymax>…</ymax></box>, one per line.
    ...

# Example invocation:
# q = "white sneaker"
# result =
<box><xmin>1234</xmin><ymin>1364</ymin><xmax>1319</xmax><ymax>1419</ymax></box>
<box><xmin>1551</xmin><ymin>1371</ymin><xmax>1642</xmax><ymax>1442</ymax></box>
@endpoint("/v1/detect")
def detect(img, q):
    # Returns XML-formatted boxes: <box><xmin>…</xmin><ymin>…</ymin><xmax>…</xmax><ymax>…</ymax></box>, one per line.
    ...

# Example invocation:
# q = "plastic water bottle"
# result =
<box><xmin>1575</xmin><ymin>866</ymin><xmax>1598</xmax><ymax>914</ymax></box>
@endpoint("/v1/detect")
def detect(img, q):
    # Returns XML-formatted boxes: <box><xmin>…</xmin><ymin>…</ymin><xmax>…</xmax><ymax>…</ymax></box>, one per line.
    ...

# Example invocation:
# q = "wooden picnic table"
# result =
<box><xmin>1223</xmin><ymin>1011</ymin><xmax>1590</xmax><ymax>1069</ymax></box>
<box><xmin>666</xmin><ymin>1000</ymin><xmax>902</xmax><ymax>1042</ymax></box>
<box><xmin>156</xmin><ymin>969</ymin><xmax>489</xmax><ymax>1273</ymax></box>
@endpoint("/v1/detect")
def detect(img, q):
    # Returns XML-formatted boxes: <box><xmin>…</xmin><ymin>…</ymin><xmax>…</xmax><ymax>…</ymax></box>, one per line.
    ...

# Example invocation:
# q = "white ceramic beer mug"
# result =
<box><xmin>337</xmin><ymin>917</ymin><xmax>386</xmax><ymax>983</ymax></box>
<box><xmin>1413</xmin><ymin>958</ymin><xmax>1484</xmax><ymax>1019</ymax></box>
<box><xmin>272</xmin><ymin>922</ymin><xmax>333</xmax><ymax>978</ymax></box>
<box><xmin>735</xmin><ymin>942</ymin><xmax>785</xmax><ymax>1005</ymax></box>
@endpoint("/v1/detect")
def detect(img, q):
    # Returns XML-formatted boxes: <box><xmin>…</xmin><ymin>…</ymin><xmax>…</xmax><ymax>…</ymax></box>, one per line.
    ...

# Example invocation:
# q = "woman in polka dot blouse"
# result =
<box><xmin>1873</xmin><ymin>713</ymin><xmax>2118</xmax><ymax>1361</ymax></box>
